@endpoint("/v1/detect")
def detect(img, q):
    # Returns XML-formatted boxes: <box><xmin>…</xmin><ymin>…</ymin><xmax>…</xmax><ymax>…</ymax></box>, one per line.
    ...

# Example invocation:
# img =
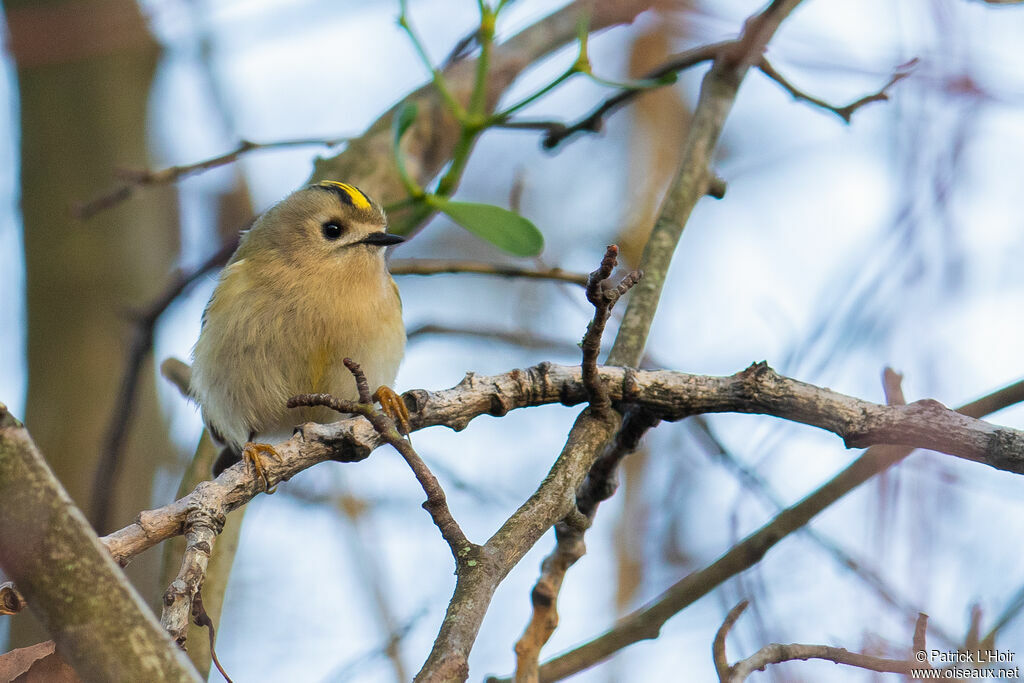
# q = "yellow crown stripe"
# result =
<box><xmin>318</xmin><ymin>180</ymin><xmax>371</xmax><ymax>210</ymax></box>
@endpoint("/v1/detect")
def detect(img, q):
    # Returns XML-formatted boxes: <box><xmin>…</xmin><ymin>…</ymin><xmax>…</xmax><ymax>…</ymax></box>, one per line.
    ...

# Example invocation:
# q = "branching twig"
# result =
<box><xmin>757</xmin><ymin>57</ymin><xmax>917</xmax><ymax>123</ymax></box>
<box><xmin>513</xmin><ymin>246</ymin><xmax>640</xmax><ymax>683</ymax></box>
<box><xmin>581</xmin><ymin>245</ymin><xmax>642</xmax><ymax>417</ymax></box>
<box><xmin>715</xmin><ymin>601</ymin><xmax>925</xmax><ymax>682</ymax></box>
<box><xmin>92</xmin><ymin>367</ymin><xmax>1024</xmax><ymax>567</ymax></box>
<box><xmin>390</xmin><ymin>258</ymin><xmax>588</xmax><ymax>286</ymax></box>
<box><xmin>525</xmin><ymin>375</ymin><xmax>1024</xmax><ymax>682</ymax></box>
<box><xmin>288</xmin><ymin>360</ymin><xmax>473</xmax><ymax>559</ymax></box>
<box><xmin>160</xmin><ymin>507</ymin><xmax>225</xmax><ymax>647</ymax></box>
<box><xmin>493</xmin><ymin>42</ymin><xmax>726</xmax><ymax>149</ymax></box>
<box><xmin>74</xmin><ymin>137</ymin><xmax>348</xmax><ymax>220</ymax></box>
<box><xmin>501</xmin><ymin>45</ymin><xmax>914</xmax><ymax>150</ymax></box>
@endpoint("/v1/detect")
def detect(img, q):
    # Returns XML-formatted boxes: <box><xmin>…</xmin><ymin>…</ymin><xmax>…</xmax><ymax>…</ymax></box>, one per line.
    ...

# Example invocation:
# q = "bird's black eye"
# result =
<box><xmin>322</xmin><ymin>222</ymin><xmax>345</xmax><ymax>240</ymax></box>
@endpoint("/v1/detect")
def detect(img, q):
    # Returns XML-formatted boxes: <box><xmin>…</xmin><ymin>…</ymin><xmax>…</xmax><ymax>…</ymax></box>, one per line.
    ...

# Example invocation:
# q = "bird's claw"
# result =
<box><xmin>373</xmin><ymin>386</ymin><xmax>411</xmax><ymax>436</ymax></box>
<box><xmin>242</xmin><ymin>442</ymin><xmax>283</xmax><ymax>493</ymax></box>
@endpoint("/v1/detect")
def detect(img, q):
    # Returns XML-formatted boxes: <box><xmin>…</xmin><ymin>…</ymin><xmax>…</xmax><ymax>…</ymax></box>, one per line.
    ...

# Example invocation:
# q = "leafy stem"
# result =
<box><xmin>398</xmin><ymin>0</ymin><xmax>466</xmax><ymax>120</ymax></box>
<box><xmin>469</xmin><ymin>6</ymin><xmax>496</xmax><ymax>117</ymax></box>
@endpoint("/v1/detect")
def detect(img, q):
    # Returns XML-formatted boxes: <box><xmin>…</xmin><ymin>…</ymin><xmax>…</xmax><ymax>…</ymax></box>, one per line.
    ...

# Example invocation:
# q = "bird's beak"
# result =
<box><xmin>359</xmin><ymin>232</ymin><xmax>405</xmax><ymax>246</ymax></box>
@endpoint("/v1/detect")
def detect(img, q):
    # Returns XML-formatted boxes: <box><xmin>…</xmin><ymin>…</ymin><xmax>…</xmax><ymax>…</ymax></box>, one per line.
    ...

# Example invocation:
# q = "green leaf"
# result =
<box><xmin>433</xmin><ymin>198</ymin><xmax>544</xmax><ymax>257</ymax></box>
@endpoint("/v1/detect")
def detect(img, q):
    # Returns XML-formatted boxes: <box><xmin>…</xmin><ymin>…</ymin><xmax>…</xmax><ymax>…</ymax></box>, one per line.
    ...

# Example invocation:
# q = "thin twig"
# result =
<box><xmin>90</xmin><ymin>236</ymin><xmax>238</xmax><ymax>532</ymax></box>
<box><xmin>757</xmin><ymin>57</ymin><xmax>917</xmax><ymax>123</ymax></box>
<box><xmin>390</xmin><ymin>258</ymin><xmax>588</xmax><ymax>286</ymax></box>
<box><xmin>981</xmin><ymin>582</ymin><xmax>1024</xmax><ymax>648</ymax></box>
<box><xmin>328</xmin><ymin>472</ymin><xmax>413</xmax><ymax>681</ymax></box>
<box><xmin>581</xmin><ymin>245</ymin><xmax>642</xmax><ymax>417</ymax></box>
<box><xmin>913</xmin><ymin>613</ymin><xmax>929</xmax><ymax>654</ymax></box>
<box><xmin>499</xmin><ymin>50</ymin><xmax>915</xmax><ymax>151</ymax></box>
<box><xmin>492</xmin><ymin>42</ymin><xmax>726</xmax><ymax>149</ymax></box>
<box><xmin>74</xmin><ymin>137</ymin><xmax>348</xmax><ymax>220</ymax></box>
<box><xmin>713</xmin><ymin>600</ymin><xmax>750</xmax><ymax>682</ymax></box>
<box><xmin>288</xmin><ymin>361</ymin><xmax>473</xmax><ymax>559</ymax></box>
<box><xmin>407</xmin><ymin>323</ymin><xmax>579</xmax><ymax>355</ymax></box>
<box><xmin>719</xmin><ymin>602</ymin><xmax>926</xmax><ymax>682</ymax></box>
<box><xmin>192</xmin><ymin>589</ymin><xmax>233</xmax><ymax>683</ymax></box>
<box><xmin>324</xmin><ymin>608</ymin><xmax>427</xmax><ymax>682</ymax></box>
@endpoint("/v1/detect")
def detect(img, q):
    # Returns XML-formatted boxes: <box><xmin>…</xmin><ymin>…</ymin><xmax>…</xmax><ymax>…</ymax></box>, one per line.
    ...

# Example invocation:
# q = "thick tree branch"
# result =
<box><xmin>0</xmin><ymin>404</ymin><xmax>200</xmax><ymax>682</ymax></box>
<box><xmin>96</xmin><ymin>364</ymin><xmax>1024</xmax><ymax>568</ymax></box>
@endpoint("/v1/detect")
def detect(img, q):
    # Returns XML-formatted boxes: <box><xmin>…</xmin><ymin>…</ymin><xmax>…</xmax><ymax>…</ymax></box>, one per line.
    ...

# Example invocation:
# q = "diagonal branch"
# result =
<box><xmin>90</xmin><ymin>236</ymin><xmax>238</xmax><ymax>532</ymax></box>
<box><xmin>0</xmin><ymin>404</ymin><xmax>201</xmax><ymax>681</ymax></box>
<box><xmin>496</xmin><ymin>2</ymin><xmax>809</xmax><ymax>680</ymax></box>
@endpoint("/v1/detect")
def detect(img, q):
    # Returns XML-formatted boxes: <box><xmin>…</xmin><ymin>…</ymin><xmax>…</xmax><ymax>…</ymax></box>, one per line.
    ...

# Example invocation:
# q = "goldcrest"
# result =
<box><xmin>191</xmin><ymin>181</ymin><xmax>406</xmax><ymax>479</ymax></box>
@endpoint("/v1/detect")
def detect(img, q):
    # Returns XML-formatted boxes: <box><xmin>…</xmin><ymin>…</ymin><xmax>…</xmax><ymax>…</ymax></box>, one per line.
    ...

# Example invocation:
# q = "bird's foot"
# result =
<box><xmin>373</xmin><ymin>386</ymin><xmax>411</xmax><ymax>436</ymax></box>
<box><xmin>242</xmin><ymin>442</ymin><xmax>283</xmax><ymax>493</ymax></box>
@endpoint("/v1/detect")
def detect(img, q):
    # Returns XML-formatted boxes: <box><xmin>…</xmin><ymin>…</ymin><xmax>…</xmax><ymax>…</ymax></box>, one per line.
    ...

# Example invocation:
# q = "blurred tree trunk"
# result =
<box><xmin>5</xmin><ymin>0</ymin><xmax>178</xmax><ymax>647</ymax></box>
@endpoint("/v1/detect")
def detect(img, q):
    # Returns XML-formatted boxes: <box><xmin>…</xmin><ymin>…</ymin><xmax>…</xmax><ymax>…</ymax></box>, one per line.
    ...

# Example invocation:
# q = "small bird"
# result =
<box><xmin>191</xmin><ymin>181</ymin><xmax>407</xmax><ymax>488</ymax></box>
